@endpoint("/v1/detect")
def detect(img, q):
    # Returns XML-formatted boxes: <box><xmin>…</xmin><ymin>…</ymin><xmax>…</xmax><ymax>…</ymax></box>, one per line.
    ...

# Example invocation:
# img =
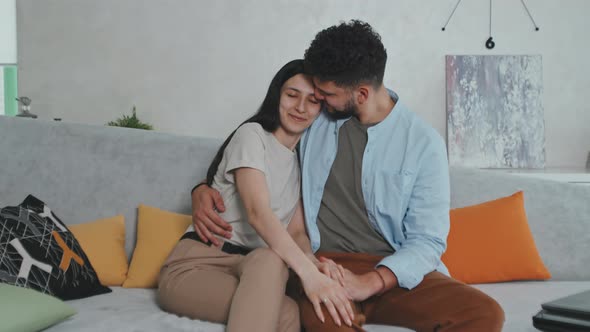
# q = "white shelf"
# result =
<box><xmin>482</xmin><ymin>168</ymin><xmax>590</xmax><ymax>184</ymax></box>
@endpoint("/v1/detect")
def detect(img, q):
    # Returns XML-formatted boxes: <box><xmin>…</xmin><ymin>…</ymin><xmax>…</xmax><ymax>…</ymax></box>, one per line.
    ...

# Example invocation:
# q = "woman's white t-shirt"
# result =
<box><xmin>186</xmin><ymin>123</ymin><xmax>301</xmax><ymax>249</ymax></box>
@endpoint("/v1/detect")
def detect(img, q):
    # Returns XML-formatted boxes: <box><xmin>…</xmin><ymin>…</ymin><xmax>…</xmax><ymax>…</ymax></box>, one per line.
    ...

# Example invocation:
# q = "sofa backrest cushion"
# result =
<box><xmin>0</xmin><ymin>117</ymin><xmax>221</xmax><ymax>257</ymax></box>
<box><xmin>450</xmin><ymin>167</ymin><xmax>590</xmax><ymax>281</ymax></box>
<box><xmin>1</xmin><ymin>117</ymin><xmax>589</xmax><ymax>281</ymax></box>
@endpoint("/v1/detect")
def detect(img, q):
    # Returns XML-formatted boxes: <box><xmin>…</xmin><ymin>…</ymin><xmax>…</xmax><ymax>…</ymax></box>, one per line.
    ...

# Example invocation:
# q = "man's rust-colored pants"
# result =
<box><xmin>288</xmin><ymin>252</ymin><xmax>505</xmax><ymax>332</ymax></box>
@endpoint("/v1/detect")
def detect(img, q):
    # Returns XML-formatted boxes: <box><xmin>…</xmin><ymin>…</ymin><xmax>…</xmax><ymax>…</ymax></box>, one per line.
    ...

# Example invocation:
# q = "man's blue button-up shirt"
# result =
<box><xmin>299</xmin><ymin>90</ymin><xmax>450</xmax><ymax>290</ymax></box>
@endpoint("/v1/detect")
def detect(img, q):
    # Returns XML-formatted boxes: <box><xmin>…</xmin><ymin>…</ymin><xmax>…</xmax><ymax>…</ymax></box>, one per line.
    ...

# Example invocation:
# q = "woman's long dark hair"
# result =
<box><xmin>206</xmin><ymin>59</ymin><xmax>306</xmax><ymax>185</ymax></box>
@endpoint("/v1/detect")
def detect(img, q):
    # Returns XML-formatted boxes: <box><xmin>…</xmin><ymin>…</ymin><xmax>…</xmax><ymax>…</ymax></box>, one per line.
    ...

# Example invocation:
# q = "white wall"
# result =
<box><xmin>17</xmin><ymin>0</ymin><xmax>590</xmax><ymax>167</ymax></box>
<box><xmin>0</xmin><ymin>0</ymin><xmax>16</xmax><ymax>64</ymax></box>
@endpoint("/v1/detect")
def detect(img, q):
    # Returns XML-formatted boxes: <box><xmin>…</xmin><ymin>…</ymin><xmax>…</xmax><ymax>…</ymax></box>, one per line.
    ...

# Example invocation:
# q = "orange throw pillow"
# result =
<box><xmin>122</xmin><ymin>205</ymin><xmax>192</xmax><ymax>288</ymax></box>
<box><xmin>69</xmin><ymin>216</ymin><xmax>128</xmax><ymax>286</ymax></box>
<box><xmin>442</xmin><ymin>191</ymin><xmax>551</xmax><ymax>284</ymax></box>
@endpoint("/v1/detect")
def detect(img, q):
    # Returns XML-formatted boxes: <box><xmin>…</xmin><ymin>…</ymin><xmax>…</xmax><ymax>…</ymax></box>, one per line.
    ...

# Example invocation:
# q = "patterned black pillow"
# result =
<box><xmin>0</xmin><ymin>195</ymin><xmax>111</xmax><ymax>300</ymax></box>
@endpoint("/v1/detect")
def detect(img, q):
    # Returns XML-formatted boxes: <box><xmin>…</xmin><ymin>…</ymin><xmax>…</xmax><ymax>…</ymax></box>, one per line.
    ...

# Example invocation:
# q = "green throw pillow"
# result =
<box><xmin>0</xmin><ymin>284</ymin><xmax>76</xmax><ymax>332</ymax></box>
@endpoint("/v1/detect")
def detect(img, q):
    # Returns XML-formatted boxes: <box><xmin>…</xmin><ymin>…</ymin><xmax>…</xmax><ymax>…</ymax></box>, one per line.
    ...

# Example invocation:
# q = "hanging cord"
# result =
<box><xmin>441</xmin><ymin>0</ymin><xmax>463</xmax><ymax>31</ymax></box>
<box><xmin>441</xmin><ymin>0</ymin><xmax>540</xmax><ymax>36</ymax></box>
<box><xmin>489</xmin><ymin>0</ymin><xmax>492</xmax><ymax>36</ymax></box>
<box><xmin>520</xmin><ymin>0</ymin><xmax>540</xmax><ymax>31</ymax></box>
<box><xmin>485</xmin><ymin>0</ymin><xmax>495</xmax><ymax>49</ymax></box>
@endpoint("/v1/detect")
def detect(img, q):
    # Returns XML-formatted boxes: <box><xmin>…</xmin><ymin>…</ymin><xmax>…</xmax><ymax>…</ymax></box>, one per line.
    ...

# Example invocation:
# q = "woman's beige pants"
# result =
<box><xmin>157</xmin><ymin>239</ymin><xmax>300</xmax><ymax>332</ymax></box>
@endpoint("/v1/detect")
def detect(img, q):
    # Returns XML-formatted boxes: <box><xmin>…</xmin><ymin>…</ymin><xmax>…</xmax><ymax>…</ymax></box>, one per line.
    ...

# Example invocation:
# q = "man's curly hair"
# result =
<box><xmin>304</xmin><ymin>20</ymin><xmax>387</xmax><ymax>88</ymax></box>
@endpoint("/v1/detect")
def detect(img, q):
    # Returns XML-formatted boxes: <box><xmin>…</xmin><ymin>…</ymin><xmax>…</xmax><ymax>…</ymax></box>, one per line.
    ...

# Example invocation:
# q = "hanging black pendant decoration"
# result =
<box><xmin>441</xmin><ymin>0</ymin><xmax>540</xmax><ymax>49</ymax></box>
<box><xmin>486</xmin><ymin>0</ymin><xmax>495</xmax><ymax>49</ymax></box>
<box><xmin>486</xmin><ymin>37</ymin><xmax>495</xmax><ymax>49</ymax></box>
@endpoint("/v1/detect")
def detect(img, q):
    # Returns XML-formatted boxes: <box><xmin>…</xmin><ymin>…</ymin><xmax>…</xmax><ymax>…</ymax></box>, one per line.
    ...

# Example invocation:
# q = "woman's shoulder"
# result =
<box><xmin>234</xmin><ymin>122</ymin><xmax>267</xmax><ymax>140</ymax></box>
<box><xmin>238</xmin><ymin>122</ymin><xmax>264</xmax><ymax>133</ymax></box>
<box><xmin>229</xmin><ymin>122</ymin><xmax>269</xmax><ymax>147</ymax></box>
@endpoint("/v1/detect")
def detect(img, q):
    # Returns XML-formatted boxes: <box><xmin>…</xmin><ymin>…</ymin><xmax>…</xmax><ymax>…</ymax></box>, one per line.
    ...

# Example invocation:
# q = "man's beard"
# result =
<box><xmin>324</xmin><ymin>99</ymin><xmax>357</xmax><ymax>120</ymax></box>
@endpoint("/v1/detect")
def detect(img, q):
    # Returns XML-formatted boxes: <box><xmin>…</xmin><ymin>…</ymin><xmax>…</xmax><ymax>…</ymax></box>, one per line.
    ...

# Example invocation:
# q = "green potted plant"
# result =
<box><xmin>107</xmin><ymin>106</ymin><xmax>153</xmax><ymax>130</ymax></box>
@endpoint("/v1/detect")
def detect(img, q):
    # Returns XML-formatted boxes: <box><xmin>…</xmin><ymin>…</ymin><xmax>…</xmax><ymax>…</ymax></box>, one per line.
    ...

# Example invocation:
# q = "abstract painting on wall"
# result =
<box><xmin>446</xmin><ymin>55</ymin><xmax>545</xmax><ymax>168</ymax></box>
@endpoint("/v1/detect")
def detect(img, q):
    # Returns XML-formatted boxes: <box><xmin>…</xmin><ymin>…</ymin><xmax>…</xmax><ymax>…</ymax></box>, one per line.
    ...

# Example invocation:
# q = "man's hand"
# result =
<box><xmin>316</xmin><ymin>256</ymin><xmax>346</xmax><ymax>287</ymax></box>
<box><xmin>191</xmin><ymin>184</ymin><xmax>231</xmax><ymax>246</ymax></box>
<box><xmin>342</xmin><ymin>269</ymin><xmax>385</xmax><ymax>302</ymax></box>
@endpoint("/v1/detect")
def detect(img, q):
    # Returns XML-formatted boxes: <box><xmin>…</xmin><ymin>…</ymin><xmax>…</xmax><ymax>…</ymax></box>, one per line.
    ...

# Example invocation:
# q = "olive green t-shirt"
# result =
<box><xmin>317</xmin><ymin>117</ymin><xmax>394</xmax><ymax>256</ymax></box>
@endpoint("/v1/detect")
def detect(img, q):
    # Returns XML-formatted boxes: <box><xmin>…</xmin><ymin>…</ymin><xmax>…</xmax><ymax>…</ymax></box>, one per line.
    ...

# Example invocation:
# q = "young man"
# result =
<box><xmin>191</xmin><ymin>21</ymin><xmax>504</xmax><ymax>331</ymax></box>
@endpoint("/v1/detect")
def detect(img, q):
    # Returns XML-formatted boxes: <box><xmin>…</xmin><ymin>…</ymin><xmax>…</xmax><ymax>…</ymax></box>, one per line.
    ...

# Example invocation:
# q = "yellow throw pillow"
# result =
<box><xmin>122</xmin><ymin>204</ymin><xmax>192</xmax><ymax>288</ymax></box>
<box><xmin>442</xmin><ymin>191</ymin><xmax>551</xmax><ymax>284</ymax></box>
<box><xmin>69</xmin><ymin>215</ymin><xmax>128</xmax><ymax>286</ymax></box>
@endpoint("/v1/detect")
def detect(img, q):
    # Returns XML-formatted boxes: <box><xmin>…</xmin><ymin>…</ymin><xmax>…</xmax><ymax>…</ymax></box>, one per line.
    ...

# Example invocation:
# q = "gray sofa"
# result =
<box><xmin>1</xmin><ymin>116</ymin><xmax>589</xmax><ymax>332</ymax></box>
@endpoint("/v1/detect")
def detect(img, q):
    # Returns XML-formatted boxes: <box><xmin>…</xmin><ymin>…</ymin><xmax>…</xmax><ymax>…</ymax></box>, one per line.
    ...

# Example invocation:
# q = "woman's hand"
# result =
<box><xmin>300</xmin><ymin>269</ymin><xmax>354</xmax><ymax>327</ymax></box>
<box><xmin>316</xmin><ymin>256</ymin><xmax>346</xmax><ymax>287</ymax></box>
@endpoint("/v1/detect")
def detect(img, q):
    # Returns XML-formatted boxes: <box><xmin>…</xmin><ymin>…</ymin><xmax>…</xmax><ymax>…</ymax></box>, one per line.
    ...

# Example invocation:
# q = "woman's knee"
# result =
<box><xmin>244</xmin><ymin>248</ymin><xmax>289</xmax><ymax>281</ymax></box>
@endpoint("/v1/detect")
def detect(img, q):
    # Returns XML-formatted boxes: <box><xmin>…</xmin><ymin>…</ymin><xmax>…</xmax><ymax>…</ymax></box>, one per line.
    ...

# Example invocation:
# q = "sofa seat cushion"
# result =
<box><xmin>43</xmin><ymin>287</ymin><xmax>225</xmax><ymax>332</ymax></box>
<box><xmin>43</xmin><ymin>282</ymin><xmax>590</xmax><ymax>332</ymax></box>
<box><xmin>474</xmin><ymin>281</ymin><xmax>590</xmax><ymax>332</ymax></box>
<box><xmin>43</xmin><ymin>287</ymin><xmax>411</xmax><ymax>332</ymax></box>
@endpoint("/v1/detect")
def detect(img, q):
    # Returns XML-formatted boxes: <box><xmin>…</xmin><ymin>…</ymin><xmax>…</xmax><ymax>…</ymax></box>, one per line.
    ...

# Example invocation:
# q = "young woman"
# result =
<box><xmin>157</xmin><ymin>60</ymin><xmax>354</xmax><ymax>332</ymax></box>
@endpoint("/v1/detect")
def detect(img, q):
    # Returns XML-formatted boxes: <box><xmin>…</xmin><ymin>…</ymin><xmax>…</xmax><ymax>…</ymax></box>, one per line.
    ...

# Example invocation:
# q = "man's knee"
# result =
<box><xmin>477</xmin><ymin>296</ymin><xmax>505</xmax><ymax>328</ymax></box>
<box><xmin>459</xmin><ymin>293</ymin><xmax>505</xmax><ymax>331</ymax></box>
